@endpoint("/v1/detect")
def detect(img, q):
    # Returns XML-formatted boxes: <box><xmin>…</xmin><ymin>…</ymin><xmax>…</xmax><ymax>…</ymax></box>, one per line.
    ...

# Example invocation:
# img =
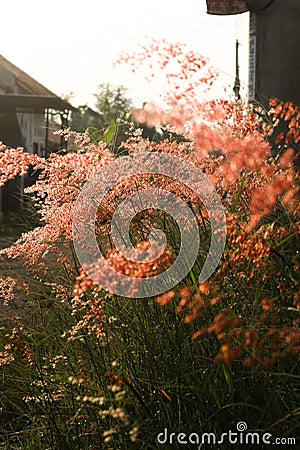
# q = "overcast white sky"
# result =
<box><xmin>1</xmin><ymin>0</ymin><xmax>249</xmax><ymax>108</ymax></box>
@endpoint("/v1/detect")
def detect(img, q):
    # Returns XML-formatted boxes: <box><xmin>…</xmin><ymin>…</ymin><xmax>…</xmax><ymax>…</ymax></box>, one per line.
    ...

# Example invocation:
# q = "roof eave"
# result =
<box><xmin>0</xmin><ymin>94</ymin><xmax>77</xmax><ymax>113</ymax></box>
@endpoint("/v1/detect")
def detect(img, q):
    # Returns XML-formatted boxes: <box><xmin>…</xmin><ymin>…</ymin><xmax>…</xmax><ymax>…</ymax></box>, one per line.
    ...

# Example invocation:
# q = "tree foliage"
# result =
<box><xmin>94</xmin><ymin>83</ymin><xmax>133</xmax><ymax>129</ymax></box>
<box><xmin>70</xmin><ymin>84</ymin><xmax>134</xmax><ymax>152</ymax></box>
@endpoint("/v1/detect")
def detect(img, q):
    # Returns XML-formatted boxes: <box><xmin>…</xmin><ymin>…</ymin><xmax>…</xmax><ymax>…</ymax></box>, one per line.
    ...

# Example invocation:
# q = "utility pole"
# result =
<box><xmin>233</xmin><ymin>40</ymin><xmax>241</xmax><ymax>100</ymax></box>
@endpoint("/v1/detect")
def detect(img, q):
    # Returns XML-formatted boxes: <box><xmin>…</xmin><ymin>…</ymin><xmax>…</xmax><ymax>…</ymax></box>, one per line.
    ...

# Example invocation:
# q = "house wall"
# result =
<box><xmin>16</xmin><ymin>111</ymin><xmax>45</xmax><ymax>155</ymax></box>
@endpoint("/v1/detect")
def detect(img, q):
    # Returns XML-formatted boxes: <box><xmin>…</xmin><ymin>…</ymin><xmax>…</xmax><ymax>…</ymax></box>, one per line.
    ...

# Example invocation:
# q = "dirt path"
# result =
<box><xmin>0</xmin><ymin>236</ymin><xmax>43</xmax><ymax>325</ymax></box>
<box><xmin>0</xmin><ymin>235</ymin><xmax>33</xmax><ymax>284</ymax></box>
<box><xmin>0</xmin><ymin>235</ymin><xmax>75</xmax><ymax>327</ymax></box>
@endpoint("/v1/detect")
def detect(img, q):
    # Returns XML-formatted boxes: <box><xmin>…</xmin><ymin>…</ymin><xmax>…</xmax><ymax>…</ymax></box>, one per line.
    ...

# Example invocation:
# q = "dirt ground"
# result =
<box><xmin>0</xmin><ymin>234</ymin><xmax>75</xmax><ymax>329</ymax></box>
<box><xmin>0</xmin><ymin>236</ymin><xmax>46</xmax><ymax>326</ymax></box>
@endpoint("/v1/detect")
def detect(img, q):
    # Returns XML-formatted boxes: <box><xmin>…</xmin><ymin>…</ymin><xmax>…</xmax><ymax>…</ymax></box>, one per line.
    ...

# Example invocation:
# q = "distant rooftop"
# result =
<box><xmin>0</xmin><ymin>54</ymin><xmax>75</xmax><ymax>112</ymax></box>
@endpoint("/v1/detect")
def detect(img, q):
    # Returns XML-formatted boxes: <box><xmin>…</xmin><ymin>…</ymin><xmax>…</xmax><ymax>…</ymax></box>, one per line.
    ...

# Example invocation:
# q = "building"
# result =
<box><xmin>248</xmin><ymin>0</ymin><xmax>300</xmax><ymax>108</ymax></box>
<box><xmin>206</xmin><ymin>0</ymin><xmax>300</xmax><ymax>108</ymax></box>
<box><xmin>0</xmin><ymin>55</ymin><xmax>76</xmax><ymax>211</ymax></box>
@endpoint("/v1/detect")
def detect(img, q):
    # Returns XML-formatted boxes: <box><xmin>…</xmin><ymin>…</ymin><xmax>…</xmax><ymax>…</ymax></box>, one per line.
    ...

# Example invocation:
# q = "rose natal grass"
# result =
<box><xmin>0</xmin><ymin>40</ymin><xmax>299</xmax><ymax>449</ymax></box>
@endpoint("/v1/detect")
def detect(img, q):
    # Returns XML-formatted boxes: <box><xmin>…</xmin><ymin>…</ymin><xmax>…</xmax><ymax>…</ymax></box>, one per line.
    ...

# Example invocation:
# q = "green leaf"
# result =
<box><xmin>103</xmin><ymin>120</ymin><xmax>117</xmax><ymax>146</ymax></box>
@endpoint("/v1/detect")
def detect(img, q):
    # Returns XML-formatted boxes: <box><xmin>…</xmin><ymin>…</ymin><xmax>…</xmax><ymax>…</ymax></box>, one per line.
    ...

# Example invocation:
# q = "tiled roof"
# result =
<box><xmin>206</xmin><ymin>0</ymin><xmax>248</xmax><ymax>14</ymax></box>
<box><xmin>0</xmin><ymin>55</ymin><xmax>75</xmax><ymax>111</ymax></box>
<box><xmin>206</xmin><ymin>0</ymin><xmax>276</xmax><ymax>15</ymax></box>
<box><xmin>0</xmin><ymin>54</ymin><xmax>57</xmax><ymax>96</ymax></box>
